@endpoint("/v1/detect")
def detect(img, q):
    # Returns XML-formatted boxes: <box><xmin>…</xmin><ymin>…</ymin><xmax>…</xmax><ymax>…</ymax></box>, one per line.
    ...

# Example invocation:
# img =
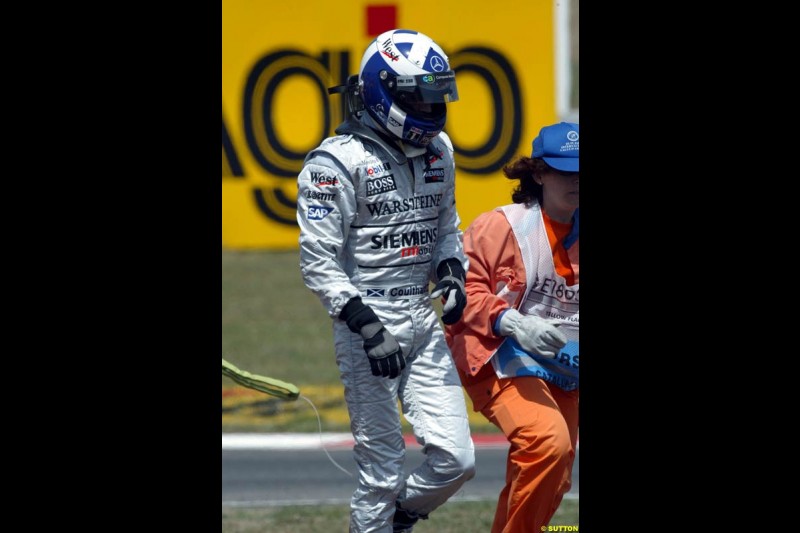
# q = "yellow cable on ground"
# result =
<box><xmin>222</xmin><ymin>357</ymin><xmax>300</xmax><ymax>401</ymax></box>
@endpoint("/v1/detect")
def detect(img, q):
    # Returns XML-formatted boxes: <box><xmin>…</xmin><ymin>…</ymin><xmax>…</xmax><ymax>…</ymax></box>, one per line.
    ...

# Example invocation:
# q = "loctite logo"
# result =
<box><xmin>305</xmin><ymin>190</ymin><xmax>336</xmax><ymax>201</ymax></box>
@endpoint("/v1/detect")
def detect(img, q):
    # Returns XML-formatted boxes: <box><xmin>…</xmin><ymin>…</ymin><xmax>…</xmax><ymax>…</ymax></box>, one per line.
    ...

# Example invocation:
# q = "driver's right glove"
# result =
<box><xmin>340</xmin><ymin>297</ymin><xmax>406</xmax><ymax>379</ymax></box>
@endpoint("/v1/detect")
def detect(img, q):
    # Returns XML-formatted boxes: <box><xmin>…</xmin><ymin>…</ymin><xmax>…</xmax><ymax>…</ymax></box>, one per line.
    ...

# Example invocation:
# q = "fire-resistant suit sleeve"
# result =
<box><xmin>297</xmin><ymin>150</ymin><xmax>362</xmax><ymax>318</ymax></box>
<box><xmin>430</xmin><ymin>131</ymin><xmax>468</xmax><ymax>282</ymax></box>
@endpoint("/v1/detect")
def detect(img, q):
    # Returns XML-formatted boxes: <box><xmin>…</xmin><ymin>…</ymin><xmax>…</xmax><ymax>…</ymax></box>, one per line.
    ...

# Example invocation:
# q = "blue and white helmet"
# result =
<box><xmin>358</xmin><ymin>29</ymin><xmax>459</xmax><ymax>147</ymax></box>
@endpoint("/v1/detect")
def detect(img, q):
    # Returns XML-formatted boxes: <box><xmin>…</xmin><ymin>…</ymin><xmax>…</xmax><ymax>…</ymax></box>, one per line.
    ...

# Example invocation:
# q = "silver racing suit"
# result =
<box><xmin>297</xmin><ymin>115</ymin><xmax>476</xmax><ymax>532</ymax></box>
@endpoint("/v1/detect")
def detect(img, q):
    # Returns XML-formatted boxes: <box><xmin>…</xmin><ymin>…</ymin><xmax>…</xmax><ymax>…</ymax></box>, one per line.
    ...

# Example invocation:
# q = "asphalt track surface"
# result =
<box><xmin>222</xmin><ymin>433</ymin><xmax>579</xmax><ymax>507</ymax></box>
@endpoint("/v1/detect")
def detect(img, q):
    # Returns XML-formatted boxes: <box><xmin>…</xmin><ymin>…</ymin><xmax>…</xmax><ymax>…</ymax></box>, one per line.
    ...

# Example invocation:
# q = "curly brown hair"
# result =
<box><xmin>503</xmin><ymin>156</ymin><xmax>550</xmax><ymax>205</ymax></box>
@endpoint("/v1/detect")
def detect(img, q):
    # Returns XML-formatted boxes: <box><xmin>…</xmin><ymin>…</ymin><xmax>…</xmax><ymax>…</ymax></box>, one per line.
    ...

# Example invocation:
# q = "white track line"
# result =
<box><xmin>222</xmin><ymin>432</ymin><xmax>354</xmax><ymax>450</ymax></box>
<box><xmin>222</xmin><ymin>433</ymin><xmax>577</xmax><ymax>451</ymax></box>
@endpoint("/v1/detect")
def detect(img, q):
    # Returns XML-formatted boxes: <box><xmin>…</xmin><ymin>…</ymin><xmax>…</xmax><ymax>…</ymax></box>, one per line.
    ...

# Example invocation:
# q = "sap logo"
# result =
<box><xmin>307</xmin><ymin>205</ymin><xmax>333</xmax><ymax>220</ymax></box>
<box><xmin>365</xmin><ymin>175</ymin><xmax>397</xmax><ymax>197</ymax></box>
<box><xmin>423</xmin><ymin>168</ymin><xmax>445</xmax><ymax>183</ymax></box>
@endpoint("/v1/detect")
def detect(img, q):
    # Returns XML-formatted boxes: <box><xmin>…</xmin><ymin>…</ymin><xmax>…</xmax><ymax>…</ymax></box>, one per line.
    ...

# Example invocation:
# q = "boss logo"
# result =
<box><xmin>365</xmin><ymin>175</ymin><xmax>397</xmax><ymax>197</ymax></box>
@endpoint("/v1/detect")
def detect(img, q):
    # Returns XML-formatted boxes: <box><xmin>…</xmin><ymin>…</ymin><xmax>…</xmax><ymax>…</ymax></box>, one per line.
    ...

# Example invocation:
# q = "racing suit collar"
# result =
<box><xmin>335</xmin><ymin>115</ymin><xmax>408</xmax><ymax>165</ymax></box>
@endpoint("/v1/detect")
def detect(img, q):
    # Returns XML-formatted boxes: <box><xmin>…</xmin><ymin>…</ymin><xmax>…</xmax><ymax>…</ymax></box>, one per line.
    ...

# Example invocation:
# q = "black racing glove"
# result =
<box><xmin>430</xmin><ymin>259</ymin><xmax>467</xmax><ymax>325</ymax></box>
<box><xmin>340</xmin><ymin>297</ymin><xmax>406</xmax><ymax>379</ymax></box>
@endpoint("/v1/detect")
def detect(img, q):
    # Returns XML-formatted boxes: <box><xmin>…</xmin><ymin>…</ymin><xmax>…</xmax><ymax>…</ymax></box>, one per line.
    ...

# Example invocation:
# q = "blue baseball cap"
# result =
<box><xmin>531</xmin><ymin>122</ymin><xmax>579</xmax><ymax>172</ymax></box>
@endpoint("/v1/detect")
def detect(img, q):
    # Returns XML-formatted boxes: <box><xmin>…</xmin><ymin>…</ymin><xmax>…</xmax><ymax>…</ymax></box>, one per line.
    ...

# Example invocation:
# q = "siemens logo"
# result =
<box><xmin>423</xmin><ymin>168</ymin><xmax>445</xmax><ymax>183</ymax></box>
<box><xmin>370</xmin><ymin>228</ymin><xmax>437</xmax><ymax>250</ymax></box>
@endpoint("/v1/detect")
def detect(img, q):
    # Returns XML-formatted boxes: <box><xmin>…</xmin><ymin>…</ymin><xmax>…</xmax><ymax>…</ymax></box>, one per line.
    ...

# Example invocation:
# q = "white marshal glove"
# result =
<box><xmin>497</xmin><ymin>308</ymin><xmax>568</xmax><ymax>358</ymax></box>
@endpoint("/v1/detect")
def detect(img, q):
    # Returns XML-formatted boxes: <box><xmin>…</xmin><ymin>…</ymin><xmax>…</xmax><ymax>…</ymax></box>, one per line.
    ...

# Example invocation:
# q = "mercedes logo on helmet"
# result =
<box><xmin>430</xmin><ymin>56</ymin><xmax>445</xmax><ymax>72</ymax></box>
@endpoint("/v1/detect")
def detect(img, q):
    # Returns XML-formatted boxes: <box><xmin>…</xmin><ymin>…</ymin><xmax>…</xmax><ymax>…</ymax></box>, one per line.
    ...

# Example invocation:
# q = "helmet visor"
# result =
<box><xmin>393</xmin><ymin>70</ymin><xmax>459</xmax><ymax>104</ymax></box>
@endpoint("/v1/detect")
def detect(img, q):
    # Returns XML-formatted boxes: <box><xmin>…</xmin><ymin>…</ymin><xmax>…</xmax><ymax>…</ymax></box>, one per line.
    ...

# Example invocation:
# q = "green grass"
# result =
<box><xmin>222</xmin><ymin>249</ymin><xmax>340</xmax><ymax>386</ymax></box>
<box><xmin>222</xmin><ymin>249</ymin><xmax>502</xmax><ymax>434</ymax></box>
<box><xmin>221</xmin><ymin>498</ymin><xmax>579</xmax><ymax>532</ymax></box>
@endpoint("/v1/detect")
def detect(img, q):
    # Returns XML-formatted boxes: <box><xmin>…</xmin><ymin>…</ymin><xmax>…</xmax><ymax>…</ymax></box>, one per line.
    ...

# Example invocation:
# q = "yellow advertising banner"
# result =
<box><xmin>223</xmin><ymin>1</ymin><xmax>558</xmax><ymax>249</ymax></box>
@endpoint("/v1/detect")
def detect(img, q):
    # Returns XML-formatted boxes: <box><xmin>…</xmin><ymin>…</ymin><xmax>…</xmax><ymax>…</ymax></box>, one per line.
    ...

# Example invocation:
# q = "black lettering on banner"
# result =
<box><xmin>253</xmin><ymin>187</ymin><xmax>297</xmax><ymax>226</ymax></box>
<box><xmin>222</xmin><ymin>111</ymin><xmax>244</xmax><ymax>178</ymax></box>
<box><xmin>449</xmin><ymin>47</ymin><xmax>523</xmax><ymax>174</ymax></box>
<box><xmin>243</xmin><ymin>50</ymin><xmax>349</xmax><ymax>225</ymax></box>
<box><xmin>244</xmin><ymin>50</ymin><xmax>350</xmax><ymax>177</ymax></box>
<box><xmin>225</xmin><ymin>45</ymin><xmax>521</xmax><ymax>225</ymax></box>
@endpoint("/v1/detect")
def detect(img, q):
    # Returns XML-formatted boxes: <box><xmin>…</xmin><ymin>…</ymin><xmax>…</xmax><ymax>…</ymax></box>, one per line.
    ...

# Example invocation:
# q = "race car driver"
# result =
<box><xmin>296</xmin><ymin>28</ymin><xmax>475</xmax><ymax>533</ymax></box>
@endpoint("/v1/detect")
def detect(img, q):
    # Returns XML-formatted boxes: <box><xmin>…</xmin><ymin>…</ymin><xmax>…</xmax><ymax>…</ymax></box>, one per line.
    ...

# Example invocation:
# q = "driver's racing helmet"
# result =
<box><xmin>358</xmin><ymin>29</ymin><xmax>459</xmax><ymax>147</ymax></box>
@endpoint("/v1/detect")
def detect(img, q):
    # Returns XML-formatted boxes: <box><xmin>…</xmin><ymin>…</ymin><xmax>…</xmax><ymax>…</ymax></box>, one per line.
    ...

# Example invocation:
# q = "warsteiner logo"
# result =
<box><xmin>365</xmin><ymin>175</ymin><xmax>397</xmax><ymax>197</ymax></box>
<box><xmin>366</xmin><ymin>193</ymin><xmax>442</xmax><ymax>216</ymax></box>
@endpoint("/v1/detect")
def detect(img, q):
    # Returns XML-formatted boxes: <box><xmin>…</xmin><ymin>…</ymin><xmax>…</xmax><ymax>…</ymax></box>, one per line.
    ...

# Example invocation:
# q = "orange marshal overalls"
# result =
<box><xmin>445</xmin><ymin>202</ymin><xmax>579</xmax><ymax>533</ymax></box>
